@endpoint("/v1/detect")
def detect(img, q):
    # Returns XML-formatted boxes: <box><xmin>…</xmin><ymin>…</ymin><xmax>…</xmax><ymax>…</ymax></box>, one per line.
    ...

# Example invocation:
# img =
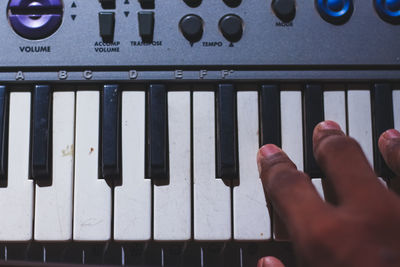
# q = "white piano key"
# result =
<box><xmin>193</xmin><ymin>92</ymin><xmax>231</xmax><ymax>241</ymax></box>
<box><xmin>274</xmin><ymin>90</ymin><xmax>303</xmax><ymax>241</ymax></box>
<box><xmin>114</xmin><ymin>91</ymin><xmax>151</xmax><ymax>241</ymax></box>
<box><xmin>392</xmin><ymin>89</ymin><xmax>400</xmax><ymax>189</ymax></box>
<box><xmin>347</xmin><ymin>90</ymin><xmax>373</xmax><ymax>166</ymax></box>
<box><xmin>154</xmin><ymin>92</ymin><xmax>191</xmax><ymax>241</ymax></box>
<box><xmin>394</xmin><ymin>90</ymin><xmax>400</xmax><ymax>131</ymax></box>
<box><xmin>281</xmin><ymin>91</ymin><xmax>304</xmax><ymax>171</ymax></box>
<box><xmin>0</xmin><ymin>92</ymin><xmax>32</xmax><ymax>241</ymax></box>
<box><xmin>311</xmin><ymin>178</ymin><xmax>325</xmax><ymax>200</ymax></box>
<box><xmin>234</xmin><ymin>91</ymin><xmax>271</xmax><ymax>240</ymax></box>
<box><xmin>34</xmin><ymin>92</ymin><xmax>75</xmax><ymax>241</ymax></box>
<box><xmin>73</xmin><ymin>91</ymin><xmax>111</xmax><ymax>241</ymax></box>
<box><xmin>323</xmin><ymin>90</ymin><xmax>347</xmax><ymax>199</ymax></box>
<box><xmin>324</xmin><ymin>91</ymin><xmax>347</xmax><ymax>133</ymax></box>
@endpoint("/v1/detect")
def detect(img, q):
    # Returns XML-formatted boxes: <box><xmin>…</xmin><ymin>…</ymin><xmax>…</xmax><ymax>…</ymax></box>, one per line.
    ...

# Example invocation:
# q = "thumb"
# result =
<box><xmin>257</xmin><ymin>256</ymin><xmax>285</xmax><ymax>267</ymax></box>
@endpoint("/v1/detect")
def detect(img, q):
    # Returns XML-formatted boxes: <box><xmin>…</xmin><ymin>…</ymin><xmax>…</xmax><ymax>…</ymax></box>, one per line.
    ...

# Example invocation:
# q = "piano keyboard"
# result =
<box><xmin>2</xmin><ymin>0</ymin><xmax>400</xmax><ymax>265</ymax></box>
<box><xmin>0</xmin><ymin>83</ymin><xmax>397</xmax><ymax>266</ymax></box>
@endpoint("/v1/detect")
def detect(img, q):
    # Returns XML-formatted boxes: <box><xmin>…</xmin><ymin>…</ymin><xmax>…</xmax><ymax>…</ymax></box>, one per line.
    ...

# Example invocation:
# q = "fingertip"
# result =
<box><xmin>313</xmin><ymin>120</ymin><xmax>345</xmax><ymax>153</ymax></box>
<box><xmin>379</xmin><ymin>129</ymin><xmax>400</xmax><ymax>175</ymax></box>
<box><xmin>381</xmin><ymin>129</ymin><xmax>400</xmax><ymax>142</ymax></box>
<box><xmin>257</xmin><ymin>256</ymin><xmax>285</xmax><ymax>267</ymax></box>
<box><xmin>258</xmin><ymin>144</ymin><xmax>282</xmax><ymax>160</ymax></box>
<box><xmin>257</xmin><ymin>144</ymin><xmax>283</xmax><ymax>174</ymax></box>
<box><xmin>317</xmin><ymin>120</ymin><xmax>342</xmax><ymax>131</ymax></box>
<box><xmin>313</xmin><ymin>120</ymin><xmax>344</xmax><ymax>141</ymax></box>
<box><xmin>379</xmin><ymin>129</ymin><xmax>400</xmax><ymax>153</ymax></box>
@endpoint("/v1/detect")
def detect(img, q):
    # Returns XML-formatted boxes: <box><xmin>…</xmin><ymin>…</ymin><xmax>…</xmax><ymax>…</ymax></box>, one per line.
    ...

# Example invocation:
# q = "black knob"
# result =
<box><xmin>180</xmin><ymin>15</ymin><xmax>204</xmax><ymax>43</ymax></box>
<box><xmin>184</xmin><ymin>0</ymin><xmax>202</xmax><ymax>7</ymax></box>
<box><xmin>223</xmin><ymin>0</ymin><xmax>242</xmax><ymax>8</ymax></box>
<box><xmin>219</xmin><ymin>14</ymin><xmax>243</xmax><ymax>42</ymax></box>
<box><xmin>272</xmin><ymin>0</ymin><xmax>296</xmax><ymax>22</ymax></box>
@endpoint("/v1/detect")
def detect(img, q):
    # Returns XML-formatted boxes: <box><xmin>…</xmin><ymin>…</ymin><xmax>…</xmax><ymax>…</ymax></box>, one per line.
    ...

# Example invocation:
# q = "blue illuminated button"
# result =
<box><xmin>326</xmin><ymin>0</ymin><xmax>344</xmax><ymax>11</ymax></box>
<box><xmin>7</xmin><ymin>0</ymin><xmax>63</xmax><ymax>40</ymax></box>
<box><xmin>316</xmin><ymin>0</ymin><xmax>353</xmax><ymax>24</ymax></box>
<box><xmin>375</xmin><ymin>0</ymin><xmax>400</xmax><ymax>24</ymax></box>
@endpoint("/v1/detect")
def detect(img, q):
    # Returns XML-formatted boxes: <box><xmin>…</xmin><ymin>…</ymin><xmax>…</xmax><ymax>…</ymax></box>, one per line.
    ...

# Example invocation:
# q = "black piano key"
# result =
<box><xmin>216</xmin><ymin>84</ymin><xmax>238</xmax><ymax>179</ymax></box>
<box><xmin>260</xmin><ymin>84</ymin><xmax>281</xmax><ymax>147</ymax></box>
<box><xmin>147</xmin><ymin>84</ymin><xmax>169</xmax><ymax>180</ymax></box>
<box><xmin>303</xmin><ymin>84</ymin><xmax>324</xmax><ymax>178</ymax></box>
<box><xmin>372</xmin><ymin>83</ymin><xmax>394</xmax><ymax>178</ymax></box>
<box><xmin>100</xmin><ymin>85</ymin><xmax>121</xmax><ymax>181</ymax></box>
<box><xmin>30</xmin><ymin>85</ymin><xmax>52</xmax><ymax>182</ymax></box>
<box><xmin>0</xmin><ymin>86</ymin><xmax>8</xmax><ymax>182</ymax></box>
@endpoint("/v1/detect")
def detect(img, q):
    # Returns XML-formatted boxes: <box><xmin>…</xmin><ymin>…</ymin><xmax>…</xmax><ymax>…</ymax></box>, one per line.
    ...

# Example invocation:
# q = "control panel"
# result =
<box><xmin>1</xmin><ymin>0</ymin><xmax>399</xmax><ymax>68</ymax></box>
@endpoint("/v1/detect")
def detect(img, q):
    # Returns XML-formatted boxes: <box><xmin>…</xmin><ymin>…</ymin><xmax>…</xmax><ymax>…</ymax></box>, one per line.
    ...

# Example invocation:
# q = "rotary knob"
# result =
<box><xmin>219</xmin><ymin>14</ymin><xmax>243</xmax><ymax>42</ymax></box>
<box><xmin>223</xmin><ymin>0</ymin><xmax>242</xmax><ymax>8</ymax></box>
<box><xmin>183</xmin><ymin>0</ymin><xmax>202</xmax><ymax>7</ymax></box>
<box><xmin>180</xmin><ymin>14</ymin><xmax>204</xmax><ymax>43</ymax></box>
<box><xmin>7</xmin><ymin>0</ymin><xmax>64</xmax><ymax>40</ymax></box>
<box><xmin>272</xmin><ymin>0</ymin><xmax>296</xmax><ymax>22</ymax></box>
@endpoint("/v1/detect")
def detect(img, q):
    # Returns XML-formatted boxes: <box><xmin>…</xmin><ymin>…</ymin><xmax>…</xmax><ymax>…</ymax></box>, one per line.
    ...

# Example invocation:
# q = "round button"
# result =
<box><xmin>7</xmin><ymin>0</ymin><xmax>64</xmax><ymax>40</ymax></box>
<box><xmin>326</xmin><ymin>0</ymin><xmax>344</xmax><ymax>11</ymax></box>
<box><xmin>180</xmin><ymin>15</ymin><xmax>204</xmax><ymax>43</ymax></box>
<box><xmin>272</xmin><ymin>0</ymin><xmax>296</xmax><ymax>22</ymax></box>
<box><xmin>375</xmin><ymin>0</ymin><xmax>400</xmax><ymax>24</ymax></box>
<box><xmin>223</xmin><ymin>0</ymin><xmax>242</xmax><ymax>8</ymax></box>
<box><xmin>219</xmin><ymin>14</ymin><xmax>243</xmax><ymax>42</ymax></box>
<box><xmin>316</xmin><ymin>0</ymin><xmax>353</xmax><ymax>25</ymax></box>
<box><xmin>183</xmin><ymin>0</ymin><xmax>202</xmax><ymax>7</ymax></box>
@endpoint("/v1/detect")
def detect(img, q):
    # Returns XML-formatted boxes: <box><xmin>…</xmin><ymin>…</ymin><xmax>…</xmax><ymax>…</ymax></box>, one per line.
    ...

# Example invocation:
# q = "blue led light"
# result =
<box><xmin>316</xmin><ymin>0</ymin><xmax>353</xmax><ymax>24</ymax></box>
<box><xmin>375</xmin><ymin>0</ymin><xmax>400</xmax><ymax>24</ymax></box>
<box><xmin>386</xmin><ymin>0</ymin><xmax>400</xmax><ymax>12</ymax></box>
<box><xmin>326</xmin><ymin>0</ymin><xmax>344</xmax><ymax>12</ymax></box>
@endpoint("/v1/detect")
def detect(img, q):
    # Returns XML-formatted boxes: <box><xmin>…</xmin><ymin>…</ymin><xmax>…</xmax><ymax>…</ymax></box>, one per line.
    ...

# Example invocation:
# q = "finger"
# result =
<box><xmin>313</xmin><ymin>121</ymin><xmax>383</xmax><ymax>205</ymax></box>
<box><xmin>378</xmin><ymin>129</ymin><xmax>400</xmax><ymax>176</ymax></box>
<box><xmin>257</xmin><ymin>257</ymin><xmax>285</xmax><ymax>267</ymax></box>
<box><xmin>258</xmin><ymin>144</ymin><xmax>326</xmax><ymax>233</ymax></box>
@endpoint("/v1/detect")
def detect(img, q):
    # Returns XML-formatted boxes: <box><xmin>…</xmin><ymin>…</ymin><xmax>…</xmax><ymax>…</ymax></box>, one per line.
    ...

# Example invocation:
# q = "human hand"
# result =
<box><xmin>257</xmin><ymin>121</ymin><xmax>400</xmax><ymax>267</ymax></box>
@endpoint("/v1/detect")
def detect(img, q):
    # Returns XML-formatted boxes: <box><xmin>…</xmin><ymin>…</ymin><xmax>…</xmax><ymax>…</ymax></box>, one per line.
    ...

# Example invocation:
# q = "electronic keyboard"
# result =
<box><xmin>0</xmin><ymin>0</ymin><xmax>399</xmax><ymax>266</ymax></box>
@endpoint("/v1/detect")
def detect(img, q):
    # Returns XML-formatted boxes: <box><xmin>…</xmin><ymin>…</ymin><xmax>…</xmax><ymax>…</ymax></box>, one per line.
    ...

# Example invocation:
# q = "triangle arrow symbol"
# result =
<box><xmin>71</xmin><ymin>15</ymin><xmax>77</xmax><ymax>20</ymax></box>
<box><xmin>71</xmin><ymin>2</ymin><xmax>77</xmax><ymax>8</ymax></box>
<box><xmin>124</xmin><ymin>0</ymin><xmax>130</xmax><ymax>4</ymax></box>
<box><xmin>124</xmin><ymin>11</ymin><xmax>130</xmax><ymax>17</ymax></box>
<box><xmin>229</xmin><ymin>43</ymin><xmax>234</xmax><ymax>47</ymax></box>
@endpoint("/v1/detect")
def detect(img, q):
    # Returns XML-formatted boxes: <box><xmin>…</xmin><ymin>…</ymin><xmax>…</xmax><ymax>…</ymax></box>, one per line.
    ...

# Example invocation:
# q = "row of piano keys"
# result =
<box><xmin>0</xmin><ymin>83</ymin><xmax>398</xmax><ymax>266</ymax></box>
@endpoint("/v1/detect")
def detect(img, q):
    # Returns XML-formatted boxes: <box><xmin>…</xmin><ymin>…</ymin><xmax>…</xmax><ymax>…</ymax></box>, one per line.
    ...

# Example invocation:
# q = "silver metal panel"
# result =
<box><xmin>0</xmin><ymin>0</ymin><xmax>399</xmax><ymax>68</ymax></box>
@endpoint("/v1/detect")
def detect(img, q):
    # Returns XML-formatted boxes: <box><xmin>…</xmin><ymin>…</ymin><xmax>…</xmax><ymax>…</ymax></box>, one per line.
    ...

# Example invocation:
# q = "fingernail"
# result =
<box><xmin>262</xmin><ymin>258</ymin><xmax>269</xmax><ymax>267</ymax></box>
<box><xmin>257</xmin><ymin>145</ymin><xmax>282</xmax><ymax>175</ymax></box>
<box><xmin>382</xmin><ymin>129</ymin><xmax>400</xmax><ymax>140</ymax></box>
<box><xmin>317</xmin><ymin>120</ymin><xmax>341</xmax><ymax>131</ymax></box>
<box><xmin>313</xmin><ymin>121</ymin><xmax>344</xmax><ymax>149</ymax></box>
<box><xmin>259</xmin><ymin>144</ymin><xmax>281</xmax><ymax>159</ymax></box>
<box><xmin>260</xmin><ymin>257</ymin><xmax>285</xmax><ymax>267</ymax></box>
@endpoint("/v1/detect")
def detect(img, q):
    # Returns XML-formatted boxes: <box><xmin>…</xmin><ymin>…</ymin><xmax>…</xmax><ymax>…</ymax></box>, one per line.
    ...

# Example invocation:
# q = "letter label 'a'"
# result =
<box><xmin>16</xmin><ymin>71</ymin><xmax>25</xmax><ymax>80</ymax></box>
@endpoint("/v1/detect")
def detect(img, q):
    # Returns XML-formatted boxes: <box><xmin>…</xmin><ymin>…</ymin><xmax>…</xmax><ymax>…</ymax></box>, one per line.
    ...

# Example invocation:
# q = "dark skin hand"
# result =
<box><xmin>257</xmin><ymin>121</ymin><xmax>400</xmax><ymax>267</ymax></box>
